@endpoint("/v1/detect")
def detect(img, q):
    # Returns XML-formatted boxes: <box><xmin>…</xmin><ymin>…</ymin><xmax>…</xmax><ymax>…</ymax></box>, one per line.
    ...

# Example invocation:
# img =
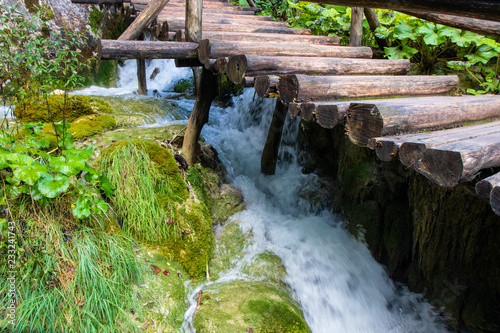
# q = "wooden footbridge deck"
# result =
<box><xmin>76</xmin><ymin>0</ymin><xmax>500</xmax><ymax>214</ymax></box>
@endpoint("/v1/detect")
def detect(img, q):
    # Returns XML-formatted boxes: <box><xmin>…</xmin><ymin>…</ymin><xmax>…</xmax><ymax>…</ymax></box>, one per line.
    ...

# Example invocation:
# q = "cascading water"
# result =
<box><xmin>79</xmin><ymin>59</ymin><xmax>449</xmax><ymax>333</ymax></box>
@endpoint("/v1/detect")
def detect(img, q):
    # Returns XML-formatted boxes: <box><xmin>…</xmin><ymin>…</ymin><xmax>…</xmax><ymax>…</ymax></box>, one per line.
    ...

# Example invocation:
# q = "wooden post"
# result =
<box><xmin>137</xmin><ymin>59</ymin><xmax>147</xmax><ymax>95</ymax></box>
<box><xmin>185</xmin><ymin>0</ymin><xmax>203</xmax><ymax>42</ymax></box>
<box><xmin>350</xmin><ymin>7</ymin><xmax>364</xmax><ymax>46</ymax></box>
<box><xmin>246</xmin><ymin>0</ymin><xmax>257</xmax><ymax>7</ymax></box>
<box><xmin>363</xmin><ymin>8</ymin><xmax>388</xmax><ymax>49</ymax></box>
<box><xmin>182</xmin><ymin>69</ymin><xmax>219</xmax><ymax>166</ymax></box>
<box><xmin>261</xmin><ymin>99</ymin><xmax>288</xmax><ymax>175</ymax></box>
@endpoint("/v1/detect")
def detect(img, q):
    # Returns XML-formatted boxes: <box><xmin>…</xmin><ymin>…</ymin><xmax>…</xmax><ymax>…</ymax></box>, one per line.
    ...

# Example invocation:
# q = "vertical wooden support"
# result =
<box><xmin>182</xmin><ymin>69</ymin><xmax>219</xmax><ymax>166</ymax></box>
<box><xmin>246</xmin><ymin>0</ymin><xmax>257</xmax><ymax>7</ymax></box>
<box><xmin>349</xmin><ymin>7</ymin><xmax>364</xmax><ymax>46</ymax></box>
<box><xmin>363</xmin><ymin>8</ymin><xmax>388</xmax><ymax>49</ymax></box>
<box><xmin>137</xmin><ymin>59</ymin><xmax>147</xmax><ymax>95</ymax></box>
<box><xmin>261</xmin><ymin>99</ymin><xmax>288</xmax><ymax>175</ymax></box>
<box><xmin>185</xmin><ymin>0</ymin><xmax>203</xmax><ymax>42</ymax></box>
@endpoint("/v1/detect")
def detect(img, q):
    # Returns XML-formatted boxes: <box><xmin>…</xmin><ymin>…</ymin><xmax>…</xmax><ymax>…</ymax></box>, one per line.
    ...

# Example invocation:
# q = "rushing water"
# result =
<box><xmin>78</xmin><ymin>60</ymin><xmax>449</xmax><ymax>333</ymax></box>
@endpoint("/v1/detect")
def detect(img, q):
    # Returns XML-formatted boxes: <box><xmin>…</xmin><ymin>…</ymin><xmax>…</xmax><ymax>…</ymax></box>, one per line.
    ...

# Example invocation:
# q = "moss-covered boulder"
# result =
<box><xmin>14</xmin><ymin>95</ymin><xmax>111</xmax><ymax>123</ymax></box>
<box><xmin>99</xmin><ymin>141</ymin><xmax>214</xmax><ymax>278</ymax></box>
<box><xmin>194</xmin><ymin>281</ymin><xmax>311</xmax><ymax>333</ymax></box>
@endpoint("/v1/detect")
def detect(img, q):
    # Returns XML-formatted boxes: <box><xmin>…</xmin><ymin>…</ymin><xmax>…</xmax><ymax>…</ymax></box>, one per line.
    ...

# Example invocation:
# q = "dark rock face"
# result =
<box><xmin>298</xmin><ymin>120</ymin><xmax>500</xmax><ymax>332</ymax></box>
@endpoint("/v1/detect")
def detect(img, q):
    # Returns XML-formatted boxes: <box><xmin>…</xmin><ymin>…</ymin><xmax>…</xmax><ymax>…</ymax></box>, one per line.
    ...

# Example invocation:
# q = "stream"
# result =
<box><xmin>77</xmin><ymin>59</ymin><xmax>449</xmax><ymax>333</ymax></box>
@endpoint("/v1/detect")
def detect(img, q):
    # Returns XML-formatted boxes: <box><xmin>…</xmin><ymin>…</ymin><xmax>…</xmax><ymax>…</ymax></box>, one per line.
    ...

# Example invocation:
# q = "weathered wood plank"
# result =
<box><xmin>99</xmin><ymin>40</ymin><xmax>198</xmax><ymax>60</ymax></box>
<box><xmin>261</xmin><ymin>99</ymin><xmax>288</xmax><ymax>175</ymax></box>
<box><xmin>346</xmin><ymin>95</ymin><xmax>500</xmax><ymax>147</ymax></box>
<box><xmin>305</xmin><ymin>0</ymin><xmax>500</xmax><ymax>22</ymax></box>
<box><xmin>185</xmin><ymin>0</ymin><xmax>202</xmax><ymax>42</ymax></box>
<box><xmin>349</xmin><ymin>7</ymin><xmax>364</xmax><ymax>46</ymax></box>
<box><xmin>166</xmin><ymin>21</ymin><xmax>312</xmax><ymax>34</ymax></box>
<box><xmin>414</xmin><ymin>131</ymin><xmax>500</xmax><ymax>187</ymax></box>
<box><xmin>226</xmin><ymin>55</ymin><xmax>410</xmax><ymax>84</ymax></box>
<box><xmin>278</xmin><ymin>74</ymin><xmax>459</xmax><ymax>105</ymax></box>
<box><xmin>289</xmin><ymin>101</ymin><xmax>350</xmax><ymax>128</ymax></box>
<box><xmin>158</xmin><ymin>15</ymin><xmax>287</xmax><ymax>26</ymax></box>
<box><xmin>199</xmin><ymin>39</ymin><xmax>373</xmax><ymax>66</ymax></box>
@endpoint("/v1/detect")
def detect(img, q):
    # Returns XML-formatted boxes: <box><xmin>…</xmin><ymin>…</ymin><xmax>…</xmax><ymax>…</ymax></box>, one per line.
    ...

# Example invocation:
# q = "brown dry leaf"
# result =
<box><xmin>150</xmin><ymin>265</ymin><xmax>161</xmax><ymax>275</ymax></box>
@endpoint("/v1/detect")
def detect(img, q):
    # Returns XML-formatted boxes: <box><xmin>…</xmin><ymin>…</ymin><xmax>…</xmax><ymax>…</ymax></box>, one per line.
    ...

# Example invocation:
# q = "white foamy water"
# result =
<box><xmin>82</xmin><ymin>60</ymin><xmax>448</xmax><ymax>333</ymax></box>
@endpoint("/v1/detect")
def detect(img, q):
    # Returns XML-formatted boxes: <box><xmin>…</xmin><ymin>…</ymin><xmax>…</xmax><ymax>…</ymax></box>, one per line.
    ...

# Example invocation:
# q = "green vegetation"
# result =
<box><xmin>173</xmin><ymin>78</ymin><xmax>194</xmax><ymax>93</ymax></box>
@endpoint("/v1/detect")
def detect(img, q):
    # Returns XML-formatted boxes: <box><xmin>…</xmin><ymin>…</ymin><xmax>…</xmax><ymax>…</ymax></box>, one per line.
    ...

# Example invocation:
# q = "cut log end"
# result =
<box><xmin>277</xmin><ymin>75</ymin><xmax>299</xmax><ymax>106</ymax></box>
<box><xmin>490</xmin><ymin>186</ymin><xmax>500</xmax><ymax>216</ymax></box>
<box><xmin>476</xmin><ymin>180</ymin><xmax>494</xmax><ymax>199</ymax></box>
<box><xmin>415</xmin><ymin>150</ymin><xmax>463</xmax><ymax>187</ymax></box>
<box><xmin>226</xmin><ymin>55</ymin><xmax>247</xmax><ymax>85</ymax></box>
<box><xmin>254</xmin><ymin>75</ymin><xmax>271</xmax><ymax>98</ymax></box>
<box><xmin>198</xmin><ymin>39</ymin><xmax>211</xmax><ymax>65</ymax></box>
<box><xmin>347</xmin><ymin>103</ymin><xmax>383</xmax><ymax>147</ymax></box>
<box><xmin>370</xmin><ymin>139</ymin><xmax>401</xmax><ymax>162</ymax></box>
<box><xmin>399</xmin><ymin>142</ymin><xmax>427</xmax><ymax>167</ymax></box>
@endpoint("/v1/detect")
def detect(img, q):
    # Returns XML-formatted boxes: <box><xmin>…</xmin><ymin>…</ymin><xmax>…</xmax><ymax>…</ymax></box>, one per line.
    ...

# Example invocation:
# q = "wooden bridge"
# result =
<box><xmin>75</xmin><ymin>0</ymin><xmax>500</xmax><ymax>214</ymax></box>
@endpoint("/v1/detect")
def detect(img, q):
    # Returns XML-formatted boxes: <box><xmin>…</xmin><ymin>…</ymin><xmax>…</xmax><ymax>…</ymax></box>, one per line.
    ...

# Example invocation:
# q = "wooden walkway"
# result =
<box><xmin>79</xmin><ymin>0</ymin><xmax>500</xmax><ymax>215</ymax></box>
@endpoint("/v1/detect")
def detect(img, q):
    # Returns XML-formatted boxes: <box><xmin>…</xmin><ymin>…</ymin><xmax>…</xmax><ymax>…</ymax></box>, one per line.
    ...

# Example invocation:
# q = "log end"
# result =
<box><xmin>226</xmin><ymin>55</ymin><xmax>247</xmax><ymax>85</ymax></box>
<box><xmin>289</xmin><ymin>103</ymin><xmax>301</xmax><ymax>118</ymax></box>
<box><xmin>254</xmin><ymin>75</ymin><xmax>271</xmax><ymax>98</ymax></box>
<box><xmin>414</xmin><ymin>150</ymin><xmax>463</xmax><ymax>187</ymax></box>
<box><xmin>315</xmin><ymin>105</ymin><xmax>340</xmax><ymax>129</ymax></box>
<box><xmin>399</xmin><ymin>142</ymin><xmax>427</xmax><ymax>167</ymax></box>
<box><xmin>490</xmin><ymin>186</ymin><xmax>500</xmax><ymax>216</ymax></box>
<box><xmin>277</xmin><ymin>75</ymin><xmax>299</xmax><ymax>106</ymax></box>
<box><xmin>198</xmin><ymin>39</ymin><xmax>211</xmax><ymax>65</ymax></box>
<box><xmin>476</xmin><ymin>179</ymin><xmax>494</xmax><ymax>199</ymax></box>
<box><xmin>346</xmin><ymin>103</ymin><xmax>383</xmax><ymax>147</ymax></box>
<box><xmin>371</xmin><ymin>139</ymin><xmax>401</xmax><ymax>162</ymax></box>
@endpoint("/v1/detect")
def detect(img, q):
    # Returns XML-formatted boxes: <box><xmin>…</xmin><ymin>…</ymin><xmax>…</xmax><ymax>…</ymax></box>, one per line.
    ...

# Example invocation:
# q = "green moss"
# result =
<box><xmin>173</xmin><ymin>78</ymin><xmax>194</xmax><ymax>93</ymax></box>
<box><xmin>14</xmin><ymin>95</ymin><xmax>97</xmax><ymax>123</ymax></box>
<box><xmin>216</xmin><ymin>74</ymin><xmax>244</xmax><ymax>106</ymax></box>
<box><xmin>241</xmin><ymin>251</ymin><xmax>287</xmax><ymax>286</ymax></box>
<box><xmin>347</xmin><ymin>200</ymin><xmax>380</xmax><ymax>254</ymax></box>
<box><xmin>194</xmin><ymin>281</ymin><xmax>310</xmax><ymax>333</ymax></box>
<box><xmin>88</xmin><ymin>5</ymin><xmax>104</xmax><ymax>34</ymax></box>
<box><xmin>343</xmin><ymin>162</ymin><xmax>375</xmax><ymax>203</ymax></box>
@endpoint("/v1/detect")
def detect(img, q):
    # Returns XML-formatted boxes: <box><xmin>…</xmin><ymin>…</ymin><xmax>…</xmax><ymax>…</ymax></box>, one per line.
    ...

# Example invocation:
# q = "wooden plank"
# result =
<box><xmin>72</xmin><ymin>0</ymin><xmax>123</xmax><ymax>4</ymax></box>
<box><xmin>277</xmin><ymin>74</ymin><xmax>459</xmax><ymax>106</ymax></box>
<box><xmin>199</xmin><ymin>39</ymin><xmax>373</xmax><ymax>65</ymax></box>
<box><xmin>414</xmin><ymin>131</ymin><xmax>500</xmax><ymax>187</ymax></box>
<box><xmin>305</xmin><ymin>0</ymin><xmax>500</xmax><ymax>22</ymax></box>
<box><xmin>99</xmin><ymin>40</ymin><xmax>198</xmax><ymax>60</ymax></box>
<box><xmin>346</xmin><ymin>95</ymin><xmax>500</xmax><ymax>147</ymax></box>
<box><xmin>157</xmin><ymin>15</ymin><xmax>287</xmax><ymax>26</ymax></box>
<box><xmin>196</xmin><ymin>31</ymin><xmax>339</xmax><ymax>45</ymax></box>
<box><xmin>119</xmin><ymin>0</ymin><xmax>170</xmax><ymax>41</ymax></box>
<box><xmin>185</xmin><ymin>0</ymin><xmax>202</xmax><ymax>42</ymax></box>
<box><xmin>254</xmin><ymin>75</ymin><xmax>279</xmax><ymax>98</ymax></box>
<box><xmin>242</xmin><ymin>76</ymin><xmax>254</xmax><ymax>87</ymax></box>
<box><xmin>166</xmin><ymin>21</ymin><xmax>313</xmax><ymax>34</ymax></box>
<box><xmin>399</xmin><ymin>10</ymin><xmax>500</xmax><ymax>37</ymax></box>
<box><xmin>226</xmin><ymin>55</ymin><xmax>410</xmax><ymax>85</ymax></box>
<box><xmin>476</xmin><ymin>171</ymin><xmax>500</xmax><ymax>199</ymax></box>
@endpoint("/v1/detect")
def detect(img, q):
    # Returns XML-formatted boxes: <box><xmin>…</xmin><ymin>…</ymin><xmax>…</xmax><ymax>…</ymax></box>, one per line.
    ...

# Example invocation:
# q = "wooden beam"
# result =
<box><xmin>157</xmin><ymin>15</ymin><xmax>289</xmax><ymax>27</ymax></box>
<box><xmin>414</xmin><ymin>131</ymin><xmax>500</xmax><ymax>187</ymax></box>
<box><xmin>349</xmin><ymin>7</ymin><xmax>364</xmax><ymax>46</ymax></box>
<box><xmin>98</xmin><ymin>40</ymin><xmax>198</xmax><ymax>60</ymax></box>
<box><xmin>476</xmin><ymin>172</ymin><xmax>500</xmax><ymax>199</ymax></box>
<box><xmin>118</xmin><ymin>0</ymin><xmax>170</xmax><ymax>41</ymax></box>
<box><xmin>176</xmin><ymin>30</ymin><xmax>339</xmax><ymax>45</ymax></box>
<box><xmin>71</xmin><ymin>0</ymin><xmax>123</xmax><ymax>4</ymax></box>
<box><xmin>198</xmin><ymin>40</ymin><xmax>372</xmax><ymax>66</ymax></box>
<box><xmin>399</xmin><ymin>10</ymin><xmax>500</xmax><ymax>37</ymax></box>
<box><xmin>346</xmin><ymin>95</ymin><xmax>500</xmax><ymax>147</ymax></box>
<box><xmin>226</xmin><ymin>55</ymin><xmax>410</xmax><ymax>84</ymax></box>
<box><xmin>261</xmin><ymin>99</ymin><xmax>288</xmax><ymax>175</ymax></box>
<box><xmin>304</xmin><ymin>0</ymin><xmax>500</xmax><ymax>22</ymax></box>
<box><xmin>182</xmin><ymin>69</ymin><xmax>219</xmax><ymax>166</ymax></box>
<box><xmin>166</xmin><ymin>21</ymin><xmax>313</xmax><ymax>34</ymax></box>
<box><xmin>278</xmin><ymin>74</ymin><xmax>459</xmax><ymax>106</ymax></box>
<box><xmin>242</xmin><ymin>76</ymin><xmax>254</xmax><ymax>87</ymax></box>
<box><xmin>159</xmin><ymin>12</ymin><xmax>273</xmax><ymax>21</ymax></box>
<box><xmin>489</xmin><ymin>185</ymin><xmax>500</xmax><ymax>215</ymax></box>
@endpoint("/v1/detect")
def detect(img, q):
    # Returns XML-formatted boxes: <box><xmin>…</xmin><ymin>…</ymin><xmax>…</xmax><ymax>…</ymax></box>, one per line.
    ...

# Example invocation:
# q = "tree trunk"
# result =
<box><xmin>278</xmin><ymin>74</ymin><xmax>459</xmax><ymax>105</ymax></box>
<box><xmin>226</xmin><ymin>55</ymin><xmax>410</xmax><ymax>84</ymax></box>
<box><xmin>304</xmin><ymin>0</ymin><xmax>500</xmax><ymax>22</ymax></box>
<box><xmin>399</xmin><ymin>10</ymin><xmax>500</xmax><ymax>37</ymax></box>
<box><xmin>99</xmin><ymin>40</ymin><xmax>198</xmax><ymax>60</ymax></box>
<box><xmin>182</xmin><ymin>69</ymin><xmax>219</xmax><ymax>166</ymax></box>
<box><xmin>185</xmin><ymin>0</ymin><xmax>202</xmax><ymax>42</ymax></box>
<box><xmin>118</xmin><ymin>0</ymin><xmax>170</xmax><ymax>41</ymax></box>
<box><xmin>349</xmin><ymin>7</ymin><xmax>364</xmax><ymax>46</ymax></box>
<box><xmin>261</xmin><ymin>99</ymin><xmax>288</xmax><ymax>175</ymax></box>
<box><xmin>363</xmin><ymin>8</ymin><xmax>389</xmax><ymax>48</ymax></box>
<box><xmin>198</xmin><ymin>39</ymin><xmax>372</xmax><ymax>65</ymax></box>
<box><xmin>346</xmin><ymin>95</ymin><xmax>500</xmax><ymax>147</ymax></box>
<box><xmin>175</xmin><ymin>30</ymin><xmax>339</xmax><ymax>45</ymax></box>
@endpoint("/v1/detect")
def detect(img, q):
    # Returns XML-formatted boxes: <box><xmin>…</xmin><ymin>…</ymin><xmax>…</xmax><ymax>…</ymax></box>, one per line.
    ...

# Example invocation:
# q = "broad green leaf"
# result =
<box><xmin>92</xmin><ymin>198</ymin><xmax>109</xmax><ymax>214</ymax></box>
<box><xmin>99</xmin><ymin>173</ymin><xmax>115</xmax><ymax>197</ymax></box>
<box><xmin>49</xmin><ymin>156</ymin><xmax>79</xmax><ymax>176</ymax></box>
<box><xmin>37</xmin><ymin>173</ymin><xmax>70</xmax><ymax>198</ymax></box>
<box><xmin>393</xmin><ymin>21</ymin><xmax>414</xmax><ymax>40</ymax></box>
<box><xmin>451</xmin><ymin>31</ymin><xmax>481</xmax><ymax>47</ymax></box>
<box><xmin>5</xmin><ymin>153</ymin><xmax>35</xmax><ymax>166</ymax></box>
<box><xmin>72</xmin><ymin>196</ymin><xmax>91</xmax><ymax>219</ymax></box>
<box><xmin>13</xmin><ymin>163</ymin><xmax>48</xmax><ymax>185</ymax></box>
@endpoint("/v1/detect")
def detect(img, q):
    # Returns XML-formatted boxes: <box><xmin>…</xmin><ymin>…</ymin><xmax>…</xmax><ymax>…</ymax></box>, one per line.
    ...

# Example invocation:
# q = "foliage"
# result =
<box><xmin>375</xmin><ymin>11</ymin><xmax>500</xmax><ymax>88</ymax></box>
<box><xmin>88</xmin><ymin>5</ymin><xmax>104</xmax><ymax>35</ymax></box>
<box><xmin>14</xmin><ymin>95</ymin><xmax>94</xmax><ymax>123</ymax></box>
<box><xmin>0</xmin><ymin>202</ymin><xmax>142</xmax><ymax>332</ymax></box>
<box><xmin>173</xmin><ymin>78</ymin><xmax>194</xmax><ymax>93</ymax></box>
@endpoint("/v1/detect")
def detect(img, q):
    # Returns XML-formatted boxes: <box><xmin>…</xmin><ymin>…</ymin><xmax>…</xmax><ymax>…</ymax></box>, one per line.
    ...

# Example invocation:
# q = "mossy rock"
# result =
<box><xmin>173</xmin><ymin>78</ymin><xmax>194</xmax><ymax>93</ymax></box>
<box><xmin>14</xmin><ymin>95</ymin><xmax>110</xmax><ymax>123</ymax></box>
<box><xmin>241</xmin><ymin>251</ymin><xmax>287</xmax><ymax>286</ymax></box>
<box><xmin>194</xmin><ymin>280</ymin><xmax>311</xmax><ymax>333</ymax></box>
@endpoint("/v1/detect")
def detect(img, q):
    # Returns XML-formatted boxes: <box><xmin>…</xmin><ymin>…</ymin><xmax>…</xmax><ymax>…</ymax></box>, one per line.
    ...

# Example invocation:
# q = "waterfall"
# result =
<box><xmin>78</xmin><ymin>59</ymin><xmax>448</xmax><ymax>333</ymax></box>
